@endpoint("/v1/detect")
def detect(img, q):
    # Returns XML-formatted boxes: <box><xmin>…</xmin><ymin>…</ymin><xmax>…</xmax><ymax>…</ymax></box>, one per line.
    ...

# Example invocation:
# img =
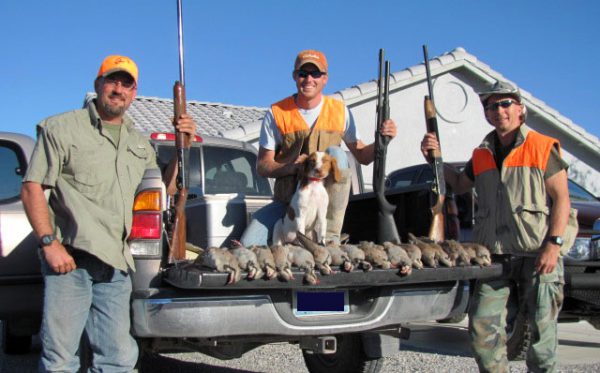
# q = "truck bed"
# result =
<box><xmin>164</xmin><ymin>261</ymin><xmax>502</xmax><ymax>289</ymax></box>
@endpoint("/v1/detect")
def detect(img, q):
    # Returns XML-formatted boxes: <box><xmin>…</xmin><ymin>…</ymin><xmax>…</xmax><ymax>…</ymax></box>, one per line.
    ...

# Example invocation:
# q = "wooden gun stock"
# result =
<box><xmin>423</xmin><ymin>45</ymin><xmax>446</xmax><ymax>243</ymax></box>
<box><xmin>170</xmin><ymin>81</ymin><xmax>190</xmax><ymax>261</ymax></box>
<box><xmin>424</xmin><ymin>96</ymin><xmax>446</xmax><ymax>243</ymax></box>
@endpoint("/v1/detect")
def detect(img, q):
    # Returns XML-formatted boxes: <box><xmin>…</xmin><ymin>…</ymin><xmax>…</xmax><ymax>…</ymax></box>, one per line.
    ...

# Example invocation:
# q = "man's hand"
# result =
<box><xmin>174</xmin><ymin>113</ymin><xmax>197</xmax><ymax>144</ymax></box>
<box><xmin>536</xmin><ymin>243</ymin><xmax>560</xmax><ymax>274</ymax></box>
<box><xmin>292</xmin><ymin>153</ymin><xmax>308</xmax><ymax>175</ymax></box>
<box><xmin>380</xmin><ymin>119</ymin><xmax>397</xmax><ymax>139</ymax></box>
<box><xmin>420</xmin><ymin>132</ymin><xmax>439</xmax><ymax>161</ymax></box>
<box><xmin>43</xmin><ymin>242</ymin><xmax>76</xmax><ymax>274</ymax></box>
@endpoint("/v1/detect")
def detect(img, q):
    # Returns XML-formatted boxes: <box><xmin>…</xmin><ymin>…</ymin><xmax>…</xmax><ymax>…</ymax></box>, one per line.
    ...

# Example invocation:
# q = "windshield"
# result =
<box><xmin>155</xmin><ymin>143</ymin><xmax>271</xmax><ymax>197</ymax></box>
<box><xmin>568</xmin><ymin>179</ymin><xmax>598</xmax><ymax>202</ymax></box>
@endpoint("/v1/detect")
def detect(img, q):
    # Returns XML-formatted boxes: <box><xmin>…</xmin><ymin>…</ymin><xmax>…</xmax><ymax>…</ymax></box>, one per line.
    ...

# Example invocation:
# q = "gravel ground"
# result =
<box><xmin>3</xmin><ymin>338</ymin><xmax>600</xmax><ymax>373</ymax></box>
<box><xmin>147</xmin><ymin>343</ymin><xmax>600</xmax><ymax>373</ymax></box>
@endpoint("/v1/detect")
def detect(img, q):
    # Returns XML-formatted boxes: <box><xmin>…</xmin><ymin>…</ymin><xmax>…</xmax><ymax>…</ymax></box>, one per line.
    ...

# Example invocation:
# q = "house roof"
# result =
<box><xmin>331</xmin><ymin>47</ymin><xmax>600</xmax><ymax>157</ymax></box>
<box><xmin>84</xmin><ymin>93</ymin><xmax>267</xmax><ymax>142</ymax></box>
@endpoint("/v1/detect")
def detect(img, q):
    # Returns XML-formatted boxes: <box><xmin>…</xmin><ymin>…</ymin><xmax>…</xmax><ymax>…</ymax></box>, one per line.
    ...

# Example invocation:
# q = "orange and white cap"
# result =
<box><xmin>96</xmin><ymin>55</ymin><xmax>139</xmax><ymax>84</ymax></box>
<box><xmin>294</xmin><ymin>50</ymin><xmax>328</xmax><ymax>73</ymax></box>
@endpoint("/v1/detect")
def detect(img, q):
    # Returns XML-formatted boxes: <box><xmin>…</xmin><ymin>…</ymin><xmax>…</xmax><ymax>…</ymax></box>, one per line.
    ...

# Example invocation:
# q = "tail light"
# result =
<box><xmin>150</xmin><ymin>132</ymin><xmax>203</xmax><ymax>143</ymax></box>
<box><xmin>129</xmin><ymin>189</ymin><xmax>162</xmax><ymax>257</ymax></box>
<box><xmin>130</xmin><ymin>213</ymin><xmax>161</xmax><ymax>239</ymax></box>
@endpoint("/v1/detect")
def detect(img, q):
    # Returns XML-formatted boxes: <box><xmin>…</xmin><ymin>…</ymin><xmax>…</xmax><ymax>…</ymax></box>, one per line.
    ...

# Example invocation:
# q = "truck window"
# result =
<box><xmin>389</xmin><ymin>169</ymin><xmax>419</xmax><ymax>188</ymax></box>
<box><xmin>0</xmin><ymin>140</ymin><xmax>26</xmax><ymax>203</ymax></box>
<box><xmin>203</xmin><ymin>146</ymin><xmax>271</xmax><ymax>196</ymax></box>
<box><xmin>154</xmin><ymin>145</ymin><xmax>203</xmax><ymax>197</ymax></box>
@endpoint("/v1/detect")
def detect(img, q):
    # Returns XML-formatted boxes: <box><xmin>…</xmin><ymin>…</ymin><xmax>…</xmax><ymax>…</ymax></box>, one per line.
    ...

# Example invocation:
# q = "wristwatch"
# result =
<box><xmin>547</xmin><ymin>236</ymin><xmax>564</xmax><ymax>247</ymax></box>
<box><xmin>40</xmin><ymin>234</ymin><xmax>56</xmax><ymax>247</ymax></box>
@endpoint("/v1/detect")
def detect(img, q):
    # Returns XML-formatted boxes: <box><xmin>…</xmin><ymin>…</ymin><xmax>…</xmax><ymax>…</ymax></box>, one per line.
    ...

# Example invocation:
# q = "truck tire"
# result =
<box><xmin>506</xmin><ymin>311</ymin><xmax>530</xmax><ymax>361</ymax></box>
<box><xmin>2</xmin><ymin>322</ymin><xmax>32</xmax><ymax>355</ymax></box>
<box><xmin>302</xmin><ymin>334</ymin><xmax>384</xmax><ymax>373</ymax></box>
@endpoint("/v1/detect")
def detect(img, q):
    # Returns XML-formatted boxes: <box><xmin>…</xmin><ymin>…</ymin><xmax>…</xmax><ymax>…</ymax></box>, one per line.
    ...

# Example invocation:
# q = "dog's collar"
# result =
<box><xmin>308</xmin><ymin>177</ymin><xmax>323</xmax><ymax>182</ymax></box>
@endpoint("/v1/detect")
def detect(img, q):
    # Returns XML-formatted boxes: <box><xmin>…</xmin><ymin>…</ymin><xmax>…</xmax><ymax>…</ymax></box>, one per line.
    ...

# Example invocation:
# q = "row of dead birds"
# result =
<box><xmin>190</xmin><ymin>232</ymin><xmax>492</xmax><ymax>285</ymax></box>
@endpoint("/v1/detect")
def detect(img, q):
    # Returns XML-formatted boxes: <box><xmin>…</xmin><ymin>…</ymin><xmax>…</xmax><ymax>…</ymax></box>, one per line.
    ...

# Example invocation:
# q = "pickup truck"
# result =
<box><xmin>0</xmin><ymin>130</ymin><xmax>502</xmax><ymax>372</ymax></box>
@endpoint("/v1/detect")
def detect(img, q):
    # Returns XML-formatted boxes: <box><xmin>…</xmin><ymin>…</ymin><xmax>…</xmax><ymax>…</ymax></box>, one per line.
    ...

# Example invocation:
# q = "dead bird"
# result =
<box><xmin>287</xmin><ymin>245</ymin><xmax>319</xmax><ymax>285</ymax></box>
<box><xmin>251</xmin><ymin>245</ymin><xmax>277</xmax><ymax>280</ymax></box>
<box><xmin>202</xmin><ymin>247</ymin><xmax>241</xmax><ymax>285</ymax></box>
<box><xmin>325</xmin><ymin>242</ymin><xmax>354</xmax><ymax>272</ymax></box>
<box><xmin>230</xmin><ymin>240</ymin><xmax>262</xmax><ymax>280</ymax></box>
<box><xmin>296</xmin><ymin>232</ymin><xmax>333</xmax><ymax>275</ymax></box>
<box><xmin>270</xmin><ymin>244</ymin><xmax>295</xmax><ymax>281</ymax></box>
<box><xmin>407</xmin><ymin>233</ymin><xmax>453</xmax><ymax>268</ymax></box>
<box><xmin>461</xmin><ymin>242</ymin><xmax>492</xmax><ymax>267</ymax></box>
<box><xmin>357</xmin><ymin>241</ymin><xmax>391</xmax><ymax>270</ymax></box>
<box><xmin>400</xmin><ymin>243</ymin><xmax>423</xmax><ymax>269</ymax></box>
<box><xmin>340</xmin><ymin>244</ymin><xmax>373</xmax><ymax>271</ymax></box>
<box><xmin>440</xmin><ymin>240</ymin><xmax>471</xmax><ymax>267</ymax></box>
<box><xmin>382</xmin><ymin>241</ymin><xmax>412</xmax><ymax>276</ymax></box>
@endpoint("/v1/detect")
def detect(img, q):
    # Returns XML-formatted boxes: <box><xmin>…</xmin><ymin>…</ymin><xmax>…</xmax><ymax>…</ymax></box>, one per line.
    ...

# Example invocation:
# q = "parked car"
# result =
<box><xmin>386</xmin><ymin>162</ymin><xmax>600</xmax><ymax>359</ymax></box>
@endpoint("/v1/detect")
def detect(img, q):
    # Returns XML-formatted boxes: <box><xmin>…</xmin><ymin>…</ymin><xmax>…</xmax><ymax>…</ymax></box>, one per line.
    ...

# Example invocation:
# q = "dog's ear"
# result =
<box><xmin>303</xmin><ymin>154</ymin><xmax>313</xmax><ymax>176</ymax></box>
<box><xmin>298</xmin><ymin>154</ymin><xmax>311</xmax><ymax>186</ymax></box>
<box><xmin>330</xmin><ymin>157</ymin><xmax>341</xmax><ymax>183</ymax></box>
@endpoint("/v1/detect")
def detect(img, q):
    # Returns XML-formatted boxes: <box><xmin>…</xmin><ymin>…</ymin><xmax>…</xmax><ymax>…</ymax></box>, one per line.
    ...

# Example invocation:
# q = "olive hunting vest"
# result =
<box><xmin>472</xmin><ymin>125</ymin><xmax>577</xmax><ymax>256</ymax></box>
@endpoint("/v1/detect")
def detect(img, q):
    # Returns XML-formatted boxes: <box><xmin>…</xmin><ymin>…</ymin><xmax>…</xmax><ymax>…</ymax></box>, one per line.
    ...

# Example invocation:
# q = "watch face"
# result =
<box><xmin>41</xmin><ymin>235</ymin><xmax>55</xmax><ymax>246</ymax></box>
<box><xmin>550</xmin><ymin>236</ymin><xmax>563</xmax><ymax>246</ymax></box>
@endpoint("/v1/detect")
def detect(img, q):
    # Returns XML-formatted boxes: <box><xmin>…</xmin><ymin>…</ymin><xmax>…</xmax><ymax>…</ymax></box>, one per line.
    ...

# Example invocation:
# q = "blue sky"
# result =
<box><xmin>1</xmin><ymin>0</ymin><xmax>599</xmax><ymax>139</ymax></box>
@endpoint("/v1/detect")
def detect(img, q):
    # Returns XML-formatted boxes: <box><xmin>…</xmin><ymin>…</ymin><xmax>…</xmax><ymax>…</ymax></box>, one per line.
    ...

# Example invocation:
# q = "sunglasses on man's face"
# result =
<box><xmin>296</xmin><ymin>70</ymin><xmax>326</xmax><ymax>79</ymax></box>
<box><xmin>104</xmin><ymin>74</ymin><xmax>136</xmax><ymax>90</ymax></box>
<box><xmin>485</xmin><ymin>99</ymin><xmax>518</xmax><ymax>111</ymax></box>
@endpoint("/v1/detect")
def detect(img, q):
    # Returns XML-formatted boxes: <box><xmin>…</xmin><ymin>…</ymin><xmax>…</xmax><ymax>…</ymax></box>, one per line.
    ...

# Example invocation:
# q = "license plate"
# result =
<box><xmin>293</xmin><ymin>290</ymin><xmax>349</xmax><ymax>317</ymax></box>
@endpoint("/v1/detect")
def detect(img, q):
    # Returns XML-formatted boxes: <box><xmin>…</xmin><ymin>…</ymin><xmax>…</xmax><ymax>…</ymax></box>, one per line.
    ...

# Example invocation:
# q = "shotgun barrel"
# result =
<box><xmin>422</xmin><ymin>45</ymin><xmax>446</xmax><ymax>242</ymax></box>
<box><xmin>373</xmin><ymin>49</ymin><xmax>400</xmax><ymax>244</ymax></box>
<box><xmin>170</xmin><ymin>0</ymin><xmax>191</xmax><ymax>261</ymax></box>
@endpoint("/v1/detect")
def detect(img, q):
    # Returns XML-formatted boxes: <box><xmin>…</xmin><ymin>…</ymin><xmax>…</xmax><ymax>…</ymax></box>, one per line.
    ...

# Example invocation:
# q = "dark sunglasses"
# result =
<box><xmin>104</xmin><ymin>74</ymin><xmax>136</xmax><ymax>90</ymax></box>
<box><xmin>296</xmin><ymin>70</ymin><xmax>326</xmax><ymax>79</ymax></box>
<box><xmin>485</xmin><ymin>99</ymin><xmax>518</xmax><ymax>111</ymax></box>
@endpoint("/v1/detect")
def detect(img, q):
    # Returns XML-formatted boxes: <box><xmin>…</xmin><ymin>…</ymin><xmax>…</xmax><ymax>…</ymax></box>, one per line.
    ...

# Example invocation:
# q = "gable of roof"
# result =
<box><xmin>84</xmin><ymin>93</ymin><xmax>267</xmax><ymax>141</ymax></box>
<box><xmin>331</xmin><ymin>47</ymin><xmax>600</xmax><ymax>160</ymax></box>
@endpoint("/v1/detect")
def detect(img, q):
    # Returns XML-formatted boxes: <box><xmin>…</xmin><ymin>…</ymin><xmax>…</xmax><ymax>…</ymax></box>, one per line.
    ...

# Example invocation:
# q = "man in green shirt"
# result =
<box><xmin>21</xmin><ymin>55</ymin><xmax>197</xmax><ymax>372</ymax></box>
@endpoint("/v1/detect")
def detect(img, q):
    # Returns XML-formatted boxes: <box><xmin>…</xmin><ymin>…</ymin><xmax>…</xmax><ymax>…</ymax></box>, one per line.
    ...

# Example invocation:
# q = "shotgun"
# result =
<box><xmin>422</xmin><ymin>45</ymin><xmax>446</xmax><ymax>242</ymax></box>
<box><xmin>170</xmin><ymin>0</ymin><xmax>190</xmax><ymax>261</ymax></box>
<box><xmin>373</xmin><ymin>49</ymin><xmax>400</xmax><ymax>244</ymax></box>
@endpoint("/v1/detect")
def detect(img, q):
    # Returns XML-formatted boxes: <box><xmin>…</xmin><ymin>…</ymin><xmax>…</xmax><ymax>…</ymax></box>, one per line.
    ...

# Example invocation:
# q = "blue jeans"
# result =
<box><xmin>240</xmin><ymin>146</ymin><xmax>349</xmax><ymax>246</ymax></box>
<box><xmin>39</xmin><ymin>249</ymin><xmax>138</xmax><ymax>373</ymax></box>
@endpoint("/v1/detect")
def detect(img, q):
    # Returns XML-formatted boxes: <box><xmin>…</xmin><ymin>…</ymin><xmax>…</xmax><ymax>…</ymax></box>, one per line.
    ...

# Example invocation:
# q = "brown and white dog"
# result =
<box><xmin>272</xmin><ymin>151</ymin><xmax>341</xmax><ymax>246</ymax></box>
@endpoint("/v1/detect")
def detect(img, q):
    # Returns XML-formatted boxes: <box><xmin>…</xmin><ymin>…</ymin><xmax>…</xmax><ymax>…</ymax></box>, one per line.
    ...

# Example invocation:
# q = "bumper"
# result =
<box><xmin>565</xmin><ymin>260</ymin><xmax>600</xmax><ymax>290</ymax></box>
<box><xmin>131</xmin><ymin>281</ymin><xmax>471</xmax><ymax>338</ymax></box>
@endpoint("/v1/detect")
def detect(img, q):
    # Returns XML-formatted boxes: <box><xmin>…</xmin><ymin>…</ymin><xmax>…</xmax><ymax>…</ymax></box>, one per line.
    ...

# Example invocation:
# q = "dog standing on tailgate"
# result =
<box><xmin>272</xmin><ymin>151</ymin><xmax>341</xmax><ymax>245</ymax></box>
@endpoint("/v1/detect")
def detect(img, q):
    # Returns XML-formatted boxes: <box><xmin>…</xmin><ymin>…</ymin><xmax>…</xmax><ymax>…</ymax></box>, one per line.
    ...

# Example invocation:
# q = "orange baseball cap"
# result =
<box><xmin>97</xmin><ymin>55</ymin><xmax>139</xmax><ymax>84</ymax></box>
<box><xmin>294</xmin><ymin>50</ymin><xmax>328</xmax><ymax>73</ymax></box>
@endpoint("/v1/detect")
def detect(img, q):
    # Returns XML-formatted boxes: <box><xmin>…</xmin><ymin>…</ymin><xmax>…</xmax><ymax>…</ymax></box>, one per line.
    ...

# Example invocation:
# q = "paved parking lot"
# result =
<box><xmin>2</xmin><ymin>319</ymin><xmax>599</xmax><ymax>372</ymax></box>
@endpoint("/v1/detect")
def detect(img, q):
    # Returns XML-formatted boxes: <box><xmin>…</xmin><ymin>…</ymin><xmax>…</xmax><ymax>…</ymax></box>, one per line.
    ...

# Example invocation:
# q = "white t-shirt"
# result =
<box><xmin>259</xmin><ymin>96</ymin><xmax>360</xmax><ymax>151</ymax></box>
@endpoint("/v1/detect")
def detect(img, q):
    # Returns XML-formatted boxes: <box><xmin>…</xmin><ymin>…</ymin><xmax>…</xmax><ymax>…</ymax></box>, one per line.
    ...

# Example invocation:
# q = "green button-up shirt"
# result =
<box><xmin>24</xmin><ymin>101</ymin><xmax>157</xmax><ymax>271</ymax></box>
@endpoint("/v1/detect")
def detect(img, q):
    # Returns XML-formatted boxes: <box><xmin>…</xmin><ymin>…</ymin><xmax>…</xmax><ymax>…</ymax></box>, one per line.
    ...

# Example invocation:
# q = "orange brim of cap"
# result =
<box><xmin>97</xmin><ymin>55</ymin><xmax>139</xmax><ymax>84</ymax></box>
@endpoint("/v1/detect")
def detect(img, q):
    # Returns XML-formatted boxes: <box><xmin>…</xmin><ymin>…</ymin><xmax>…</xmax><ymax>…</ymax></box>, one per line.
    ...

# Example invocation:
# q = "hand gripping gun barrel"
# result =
<box><xmin>422</xmin><ymin>45</ymin><xmax>446</xmax><ymax>242</ymax></box>
<box><xmin>373</xmin><ymin>49</ymin><xmax>400</xmax><ymax>244</ymax></box>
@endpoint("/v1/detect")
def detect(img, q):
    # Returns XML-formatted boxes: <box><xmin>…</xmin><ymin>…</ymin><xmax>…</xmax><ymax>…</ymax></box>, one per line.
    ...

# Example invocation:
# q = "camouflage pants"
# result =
<box><xmin>468</xmin><ymin>256</ymin><xmax>564</xmax><ymax>373</ymax></box>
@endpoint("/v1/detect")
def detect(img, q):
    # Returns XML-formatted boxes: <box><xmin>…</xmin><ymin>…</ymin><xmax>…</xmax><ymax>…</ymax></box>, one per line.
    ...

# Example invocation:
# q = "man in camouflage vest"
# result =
<box><xmin>241</xmin><ymin>49</ymin><xmax>397</xmax><ymax>246</ymax></box>
<box><xmin>421</xmin><ymin>80</ymin><xmax>577</xmax><ymax>372</ymax></box>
